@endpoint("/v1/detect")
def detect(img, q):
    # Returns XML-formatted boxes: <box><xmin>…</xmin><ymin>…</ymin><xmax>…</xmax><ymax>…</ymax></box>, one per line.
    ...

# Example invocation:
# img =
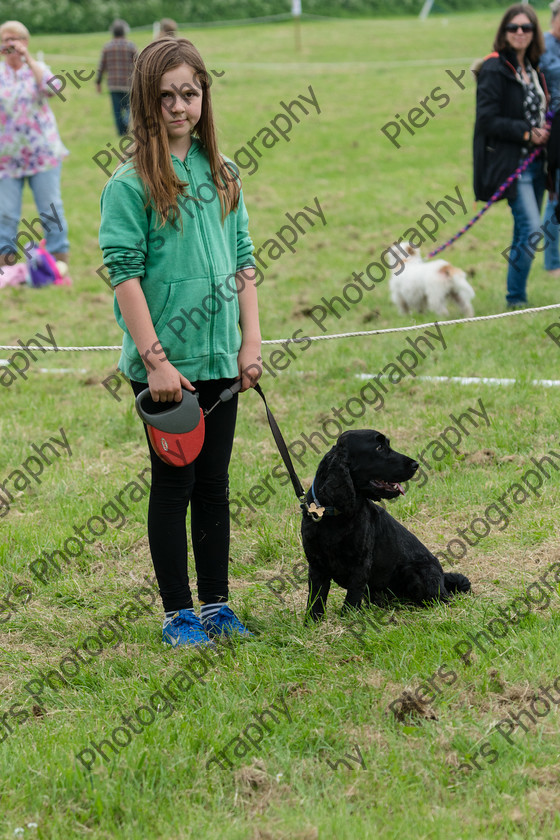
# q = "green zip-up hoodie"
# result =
<box><xmin>99</xmin><ymin>137</ymin><xmax>255</xmax><ymax>383</ymax></box>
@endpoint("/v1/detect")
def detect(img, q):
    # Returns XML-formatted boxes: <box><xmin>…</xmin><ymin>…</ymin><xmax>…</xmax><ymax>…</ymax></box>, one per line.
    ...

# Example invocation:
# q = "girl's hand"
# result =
<box><xmin>237</xmin><ymin>340</ymin><xmax>262</xmax><ymax>392</ymax></box>
<box><xmin>147</xmin><ymin>360</ymin><xmax>195</xmax><ymax>402</ymax></box>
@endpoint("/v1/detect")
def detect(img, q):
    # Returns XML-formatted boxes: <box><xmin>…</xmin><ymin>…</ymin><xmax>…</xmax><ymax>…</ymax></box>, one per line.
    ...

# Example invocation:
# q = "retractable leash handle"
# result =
<box><xmin>135</xmin><ymin>380</ymin><xmax>243</xmax><ymax>467</ymax></box>
<box><xmin>135</xmin><ymin>387</ymin><xmax>205</xmax><ymax>467</ymax></box>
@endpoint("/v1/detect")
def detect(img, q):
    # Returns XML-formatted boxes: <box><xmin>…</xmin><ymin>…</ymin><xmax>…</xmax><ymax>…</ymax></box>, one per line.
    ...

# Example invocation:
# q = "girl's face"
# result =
<box><xmin>160</xmin><ymin>63</ymin><xmax>203</xmax><ymax>157</ymax></box>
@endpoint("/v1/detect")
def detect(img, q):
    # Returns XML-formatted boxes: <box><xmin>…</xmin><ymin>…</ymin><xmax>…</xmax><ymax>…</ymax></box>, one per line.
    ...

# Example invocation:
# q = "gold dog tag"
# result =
<box><xmin>307</xmin><ymin>502</ymin><xmax>325</xmax><ymax>521</ymax></box>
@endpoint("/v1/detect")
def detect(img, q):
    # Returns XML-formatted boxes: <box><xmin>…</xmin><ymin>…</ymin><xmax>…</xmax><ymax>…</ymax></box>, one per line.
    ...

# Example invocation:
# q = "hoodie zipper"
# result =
<box><xmin>184</xmin><ymin>143</ymin><xmax>217</xmax><ymax>379</ymax></box>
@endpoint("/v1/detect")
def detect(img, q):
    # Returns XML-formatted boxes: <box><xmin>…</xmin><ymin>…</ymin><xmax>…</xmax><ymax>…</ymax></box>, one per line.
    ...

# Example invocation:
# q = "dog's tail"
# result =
<box><xmin>446</xmin><ymin>269</ymin><xmax>475</xmax><ymax>317</ymax></box>
<box><xmin>443</xmin><ymin>572</ymin><xmax>471</xmax><ymax>595</ymax></box>
<box><xmin>454</xmin><ymin>273</ymin><xmax>475</xmax><ymax>301</ymax></box>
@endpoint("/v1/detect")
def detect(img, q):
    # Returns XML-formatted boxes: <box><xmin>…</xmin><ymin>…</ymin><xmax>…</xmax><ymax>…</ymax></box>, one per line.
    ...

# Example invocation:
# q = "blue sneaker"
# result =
<box><xmin>202</xmin><ymin>605</ymin><xmax>254</xmax><ymax>639</ymax></box>
<box><xmin>162</xmin><ymin>609</ymin><xmax>214</xmax><ymax>647</ymax></box>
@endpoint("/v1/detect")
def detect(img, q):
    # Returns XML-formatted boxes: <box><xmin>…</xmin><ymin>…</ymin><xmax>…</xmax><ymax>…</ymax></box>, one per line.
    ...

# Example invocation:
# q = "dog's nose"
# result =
<box><xmin>409</xmin><ymin>460</ymin><xmax>419</xmax><ymax>473</ymax></box>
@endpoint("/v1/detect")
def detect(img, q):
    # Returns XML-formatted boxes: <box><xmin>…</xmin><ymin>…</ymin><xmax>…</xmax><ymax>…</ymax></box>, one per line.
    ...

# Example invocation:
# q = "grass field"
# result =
<box><xmin>2</xmin><ymin>8</ymin><xmax>560</xmax><ymax>839</ymax></box>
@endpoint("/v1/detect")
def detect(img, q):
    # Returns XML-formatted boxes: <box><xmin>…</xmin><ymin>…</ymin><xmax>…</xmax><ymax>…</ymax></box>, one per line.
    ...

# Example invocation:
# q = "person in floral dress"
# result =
<box><xmin>0</xmin><ymin>20</ymin><xmax>69</xmax><ymax>267</ymax></box>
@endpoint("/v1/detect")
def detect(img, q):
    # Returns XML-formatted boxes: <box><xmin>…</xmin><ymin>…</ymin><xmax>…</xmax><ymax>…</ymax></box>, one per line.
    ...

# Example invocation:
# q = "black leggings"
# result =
<box><xmin>130</xmin><ymin>378</ymin><xmax>238</xmax><ymax>612</ymax></box>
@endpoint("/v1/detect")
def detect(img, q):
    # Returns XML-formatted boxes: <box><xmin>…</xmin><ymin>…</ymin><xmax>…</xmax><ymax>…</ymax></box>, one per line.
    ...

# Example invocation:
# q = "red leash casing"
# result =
<box><xmin>135</xmin><ymin>388</ymin><xmax>205</xmax><ymax>467</ymax></box>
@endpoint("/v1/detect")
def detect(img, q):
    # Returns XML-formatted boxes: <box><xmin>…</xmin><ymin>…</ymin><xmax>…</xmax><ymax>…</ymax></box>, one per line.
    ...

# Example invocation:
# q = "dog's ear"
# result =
<box><xmin>314</xmin><ymin>438</ymin><xmax>356</xmax><ymax>514</ymax></box>
<box><xmin>405</xmin><ymin>243</ymin><xmax>416</xmax><ymax>257</ymax></box>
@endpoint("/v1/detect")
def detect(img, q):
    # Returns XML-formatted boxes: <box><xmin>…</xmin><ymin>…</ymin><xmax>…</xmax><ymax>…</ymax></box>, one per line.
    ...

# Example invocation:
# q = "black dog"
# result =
<box><xmin>301</xmin><ymin>429</ymin><xmax>471</xmax><ymax>620</ymax></box>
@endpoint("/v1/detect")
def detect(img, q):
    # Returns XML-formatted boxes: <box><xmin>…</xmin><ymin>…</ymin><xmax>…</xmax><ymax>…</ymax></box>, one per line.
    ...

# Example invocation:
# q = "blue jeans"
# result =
<box><xmin>0</xmin><ymin>164</ymin><xmax>69</xmax><ymax>257</ymax></box>
<box><xmin>505</xmin><ymin>159</ymin><xmax>546</xmax><ymax>305</ymax></box>
<box><xmin>543</xmin><ymin>169</ymin><xmax>560</xmax><ymax>271</ymax></box>
<box><xmin>110</xmin><ymin>90</ymin><xmax>130</xmax><ymax>136</ymax></box>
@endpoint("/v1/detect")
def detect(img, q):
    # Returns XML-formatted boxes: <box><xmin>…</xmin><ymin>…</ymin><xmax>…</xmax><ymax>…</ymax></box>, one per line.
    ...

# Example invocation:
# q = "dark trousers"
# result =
<box><xmin>131</xmin><ymin>379</ymin><xmax>238</xmax><ymax>612</ymax></box>
<box><xmin>110</xmin><ymin>90</ymin><xmax>130</xmax><ymax>136</ymax></box>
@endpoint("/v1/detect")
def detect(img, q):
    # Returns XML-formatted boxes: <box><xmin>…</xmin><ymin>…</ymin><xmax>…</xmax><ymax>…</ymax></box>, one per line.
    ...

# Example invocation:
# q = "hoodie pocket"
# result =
<box><xmin>152</xmin><ymin>279</ymin><xmax>215</xmax><ymax>362</ymax></box>
<box><xmin>152</xmin><ymin>283</ymin><xmax>178</xmax><ymax>335</ymax></box>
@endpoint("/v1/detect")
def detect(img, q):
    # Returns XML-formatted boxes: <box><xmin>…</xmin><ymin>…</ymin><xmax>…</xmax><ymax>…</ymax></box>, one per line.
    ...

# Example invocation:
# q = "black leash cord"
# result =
<box><xmin>253</xmin><ymin>383</ymin><xmax>306</xmax><ymax>502</ymax></box>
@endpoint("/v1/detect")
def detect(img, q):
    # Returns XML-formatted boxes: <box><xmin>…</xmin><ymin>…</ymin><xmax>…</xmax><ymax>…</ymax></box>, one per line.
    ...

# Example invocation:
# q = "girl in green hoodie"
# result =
<box><xmin>100</xmin><ymin>37</ymin><xmax>261</xmax><ymax>647</ymax></box>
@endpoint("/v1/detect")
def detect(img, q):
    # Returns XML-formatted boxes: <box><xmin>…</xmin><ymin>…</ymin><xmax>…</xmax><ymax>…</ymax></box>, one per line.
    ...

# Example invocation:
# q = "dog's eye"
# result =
<box><xmin>376</xmin><ymin>444</ymin><xmax>383</xmax><ymax>451</ymax></box>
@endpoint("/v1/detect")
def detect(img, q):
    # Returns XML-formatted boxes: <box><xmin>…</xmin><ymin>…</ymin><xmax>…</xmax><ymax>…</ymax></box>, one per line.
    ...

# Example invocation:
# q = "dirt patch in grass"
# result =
<box><xmin>234</xmin><ymin>759</ymin><xmax>300</xmax><ymax>822</ymax></box>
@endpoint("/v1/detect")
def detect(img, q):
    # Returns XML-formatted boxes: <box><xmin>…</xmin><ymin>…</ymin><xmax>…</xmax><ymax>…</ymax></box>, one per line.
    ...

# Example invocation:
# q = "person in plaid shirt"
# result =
<box><xmin>96</xmin><ymin>20</ymin><xmax>137</xmax><ymax>136</ymax></box>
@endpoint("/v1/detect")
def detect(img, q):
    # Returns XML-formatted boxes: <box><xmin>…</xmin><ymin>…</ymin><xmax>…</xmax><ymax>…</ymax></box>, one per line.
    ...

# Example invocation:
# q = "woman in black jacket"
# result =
<box><xmin>473</xmin><ymin>4</ymin><xmax>549</xmax><ymax>308</ymax></box>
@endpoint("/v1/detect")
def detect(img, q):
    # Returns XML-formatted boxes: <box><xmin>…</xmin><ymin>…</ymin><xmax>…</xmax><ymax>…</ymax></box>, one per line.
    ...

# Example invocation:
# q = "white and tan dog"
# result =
<box><xmin>389</xmin><ymin>243</ymin><xmax>475</xmax><ymax>318</ymax></box>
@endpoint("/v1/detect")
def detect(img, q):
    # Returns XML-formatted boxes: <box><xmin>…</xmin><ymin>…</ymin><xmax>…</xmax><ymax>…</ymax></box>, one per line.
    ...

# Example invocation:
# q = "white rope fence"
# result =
<box><xmin>1</xmin><ymin>301</ymin><xmax>560</xmax><ymax>353</ymax></box>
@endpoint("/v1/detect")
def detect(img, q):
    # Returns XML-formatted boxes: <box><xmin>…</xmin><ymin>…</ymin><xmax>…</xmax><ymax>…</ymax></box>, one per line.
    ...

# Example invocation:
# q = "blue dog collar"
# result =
<box><xmin>303</xmin><ymin>477</ymin><xmax>340</xmax><ymax>521</ymax></box>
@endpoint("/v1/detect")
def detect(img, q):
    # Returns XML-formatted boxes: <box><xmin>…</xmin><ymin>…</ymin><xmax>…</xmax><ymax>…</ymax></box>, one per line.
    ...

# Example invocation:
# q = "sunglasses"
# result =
<box><xmin>505</xmin><ymin>23</ymin><xmax>534</xmax><ymax>33</ymax></box>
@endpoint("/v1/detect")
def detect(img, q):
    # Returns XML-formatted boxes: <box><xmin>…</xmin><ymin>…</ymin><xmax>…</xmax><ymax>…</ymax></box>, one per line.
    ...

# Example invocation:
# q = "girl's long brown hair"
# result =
<box><xmin>128</xmin><ymin>38</ymin><xmax>240</xmax><ymax>224</ymax></box>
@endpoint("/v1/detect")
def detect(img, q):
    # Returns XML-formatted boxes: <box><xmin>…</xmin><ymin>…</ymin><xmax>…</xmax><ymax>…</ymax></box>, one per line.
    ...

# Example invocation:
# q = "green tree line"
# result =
<box><xmin>0</xmin><ymin>0</ymin><xmax>553</xmax><ymax>36</ymax></box>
